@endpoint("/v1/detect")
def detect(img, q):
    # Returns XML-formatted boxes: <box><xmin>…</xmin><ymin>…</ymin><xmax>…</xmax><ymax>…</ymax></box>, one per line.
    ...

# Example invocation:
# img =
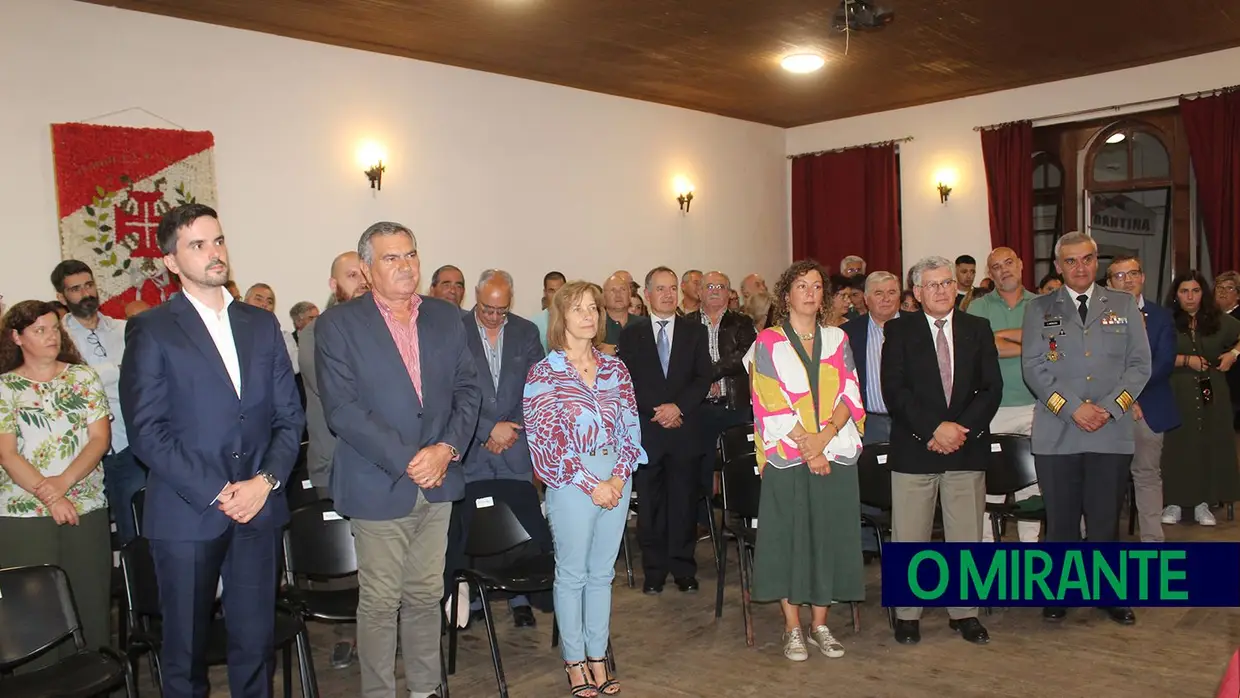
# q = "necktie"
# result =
<box><xmin>1077</xmin><ymin>294</ymin><xmax>1089</xmax><ymax>324</ymax></box>
<box><xmin>657</xmin><ymin>320</ymin><xmax>670</xmax><ymax>377</ymax></box>
<box><xmin>934</xmin><ymin>318</ymin><xmax>952</xmax><ymax>402</ymax></box>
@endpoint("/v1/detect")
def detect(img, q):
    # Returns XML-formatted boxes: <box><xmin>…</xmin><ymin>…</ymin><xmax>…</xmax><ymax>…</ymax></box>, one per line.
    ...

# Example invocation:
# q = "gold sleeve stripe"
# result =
<box><xmin>1047</xmin><ymin>392</ymin><xmax>1067</xmax><ymax>415</ymax></box>
<box><xmin>1116</xmin><ymin>390</ymin><xmax>1134</xmax><ymax>413</ymax></box>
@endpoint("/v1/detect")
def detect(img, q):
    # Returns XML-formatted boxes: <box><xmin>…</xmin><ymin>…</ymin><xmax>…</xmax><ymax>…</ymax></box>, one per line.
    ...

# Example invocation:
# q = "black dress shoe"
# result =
<box><xmin>893</xmin><ymin>619</ymin><xmax>920</xmax><ymax>644</ymax></box>
<box><xmin>642</xmin><ymin>580</ymin><xmax>664</xmax><ymax>595</ymax></box>
<box><xmin>674</xmin><ymin>577</ymin><xmax>699</xmax><ymax>593</ymax></box>
<box><xmin>512</xmin><ymin>605</ymin><xmax>536</xmax><ymax>628</ymax></box>
<box><xmin>949</xmin><ymin>617</ymin><xmax>990</xmax><ymax>644</ymax></box>
<box><xmin>1043</xmin><ymin>607</ymin><xmax>1067</xmax><ymax>622</ymax></box>
<box><xmin>1100</xmin><ymin>606</ymin><xmax>1136</xmax><ymax>625</ymax></box>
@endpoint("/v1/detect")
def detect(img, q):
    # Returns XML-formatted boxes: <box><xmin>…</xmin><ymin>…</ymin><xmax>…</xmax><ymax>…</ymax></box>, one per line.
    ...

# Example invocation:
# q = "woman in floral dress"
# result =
<box><xmin>0</xmin><ymin>300</ymin><xmax>113</xmax><ymax>662</ymax></box>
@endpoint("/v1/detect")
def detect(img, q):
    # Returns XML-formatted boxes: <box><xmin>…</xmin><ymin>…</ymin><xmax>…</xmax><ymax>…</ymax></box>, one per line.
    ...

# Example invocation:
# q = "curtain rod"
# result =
<box><xmin>973</xmin><ymin>83</ymin><xmax>1239</xmax><ymax>131</ymax></box>
<box><xmin>787</xmin><ymin>135</ymin><xmax>913</xmax><ymax>160</ymax></box>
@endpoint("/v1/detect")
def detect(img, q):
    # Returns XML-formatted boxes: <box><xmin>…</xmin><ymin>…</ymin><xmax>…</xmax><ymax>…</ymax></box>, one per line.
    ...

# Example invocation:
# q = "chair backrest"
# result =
<box><xmin>283</xmin><ymin>499</ymin><xmax>357</xmax><ymax>582</ymax></box>
<box><xmin>285</xmin><ymin>475</ymin><xmax>324</xmax><ymax>513</ymax></box>
<box><xmin>985</xmin><ymin>433</ymin><xmax>1038</xmax><ymax>496</ymax></box>
<box><xmin>119</xmin><ymin>538</ymin><xmax>162</xmax><ymax>621</ymax></box>
<box><xmin>0</xmin><ymin>565</ymin><xmax>82</xmax><ymax>670</ymax></box>
<box><xmin>464</xmin><ymin>498</ymin><xmax>532</xmax><ymax>559</ymax></box>
<box><xmin>719</xmin><ymin>423</ymin><xmax>757</xmax><ymax>463</ymax></box>
<box><xmin>720</xmin><ymin>453</ymin><xmax>762</xmax><ymax>520</ymax></box>
<box><xmin>131</xmin><ymin>487</ymin><xmax>146</xmax><ymax>538</ymax></box>
<box><xmin>856</xmin><ymin>442</ymin><xmax>893</xmax><ymax>511</ymax></box>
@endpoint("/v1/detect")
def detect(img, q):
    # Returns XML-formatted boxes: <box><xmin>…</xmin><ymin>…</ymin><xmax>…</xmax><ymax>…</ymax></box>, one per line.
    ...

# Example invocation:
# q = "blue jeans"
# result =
<box><xmin>103</xmin><ymin>448</ymin><xmax>148</xmax><ymax>546</ymax></box>
<box><xmin>545</xmin><ymin>451</ymin><xmax>632</xmax><ymax>662</ymax></box>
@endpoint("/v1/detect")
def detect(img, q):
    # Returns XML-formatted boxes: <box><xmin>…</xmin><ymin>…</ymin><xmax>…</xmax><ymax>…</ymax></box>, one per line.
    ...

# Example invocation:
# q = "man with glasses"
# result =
<box><xmin>840</xmin><ymin>255</ymin><xmax>867</xmax><ymax>278</ymax></box>
<box><xmin>51</xmin><ymin>259</ymin><xmax>145</xmax><ymax>546</ymax></box>
<box><xmin>447</xmin><ymin>269</ymin><xmax>551</xmax><ymax>628</ymax></box>
<box><xmin>1021</xmin><ymin>232</ymin><xmax>1150</xmax><ymax>626</ymax></box>
<box><xmin>1107</xmin><ymin>256</ymin><xmax>1179</xmax><ymax>543</ymax></box>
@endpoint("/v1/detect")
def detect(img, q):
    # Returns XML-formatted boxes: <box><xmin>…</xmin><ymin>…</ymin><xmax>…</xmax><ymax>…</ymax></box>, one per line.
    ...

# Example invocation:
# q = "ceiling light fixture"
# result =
<box><xmin>1106</xmin><ymin>132</ymin><xmax>1126</xmax><ymax>144</ymax></box>
<box><xmin>781</xmin><ymin>53</ymin><xmax>826</xmax><ymax>74</ymax></box>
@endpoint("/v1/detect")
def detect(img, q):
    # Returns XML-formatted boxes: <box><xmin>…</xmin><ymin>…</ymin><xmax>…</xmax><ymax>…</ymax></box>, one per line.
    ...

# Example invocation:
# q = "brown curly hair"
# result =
<box><xmin>0</xmin><ymin>300</ymin><xmax>84</xmax><ymax>374</ymax></box>
<box><xmin>770</xmin><ymin>260</ymin><xmax>834</xmax><ymax>327</ymax></box>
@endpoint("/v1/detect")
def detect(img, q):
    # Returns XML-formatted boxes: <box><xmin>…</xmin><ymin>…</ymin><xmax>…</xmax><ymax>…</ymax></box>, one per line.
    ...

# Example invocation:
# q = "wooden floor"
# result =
<box><xmin>177</xmin><ymin>514</ymin><xmax>1239</xmax><ymax>698</ymax></box>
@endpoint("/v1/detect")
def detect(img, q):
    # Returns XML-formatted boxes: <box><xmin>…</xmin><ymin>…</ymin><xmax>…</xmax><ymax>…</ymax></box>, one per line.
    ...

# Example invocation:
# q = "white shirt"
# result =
<box><xmin>282</xmin><ymin>330</ymin><xmax>300</xmax><ymax>375</ymax></box>
<box><xmin>184</xmin><ymin>288</ymin><xmax>242</xmax><ymax>398</ymax></box>
<box><xmin>925</xmin><ymin>309</ymin><xmax>955</xmax><ymax>376</ymax></box>
<box><xmin>64</xmin><ymin>313</ymin><xmax>128</xmax><ymax>451</ymax></box>
<box><xmin>1063</xmin><ymin>283</ymin><xmax>1097</xmax><ymax>313</ymax></box>
<box><xmin>650</xmin><ymin>312</ymin><xmax>676</xmax><ymax>353</ymax></box>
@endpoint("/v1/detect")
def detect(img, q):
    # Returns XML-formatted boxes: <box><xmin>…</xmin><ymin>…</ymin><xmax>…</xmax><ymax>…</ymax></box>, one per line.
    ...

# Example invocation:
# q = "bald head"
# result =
<box><xmin>330</xmin><ymin>251</ymin><xmax>369</xmax><ymax>303</ymax></box>
<box><xmin>986</xmin><ymin>246</ymin><xmax>1024</xmax><ymax>293</ymax></box>
<box><xmin>603</xmin><ymin>273</ymin><xmax>631</xmax><ymax>312</ymax></box>
<box><xmin>741</xmin><ymin>273</ymin><xmax>767</xmax><ymax>302</ymax></box>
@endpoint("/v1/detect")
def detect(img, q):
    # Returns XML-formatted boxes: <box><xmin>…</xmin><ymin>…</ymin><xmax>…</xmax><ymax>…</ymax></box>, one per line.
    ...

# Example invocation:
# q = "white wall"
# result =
<box><xmin>0</xmin><ymin>0</ymin><xmax>788</xmax><ymax>325</ymax></box>
<box><xmin>786</xmin><ymin>47</ymin><xmax>1240</xmax><ymax>276</ymax></box>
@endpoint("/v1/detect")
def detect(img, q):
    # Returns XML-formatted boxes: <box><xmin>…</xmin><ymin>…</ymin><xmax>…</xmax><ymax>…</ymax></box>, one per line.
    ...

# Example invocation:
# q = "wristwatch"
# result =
<box><xmin>257</xmin><ymin>471</ymin><xmax>279</xmax><ymax>491</ymax></box>
<box><xmin>1230</xmin><ymin>348</ymin><xmax>1239</xmax><ymax>359</ymax></box>
<box><xmin>440</xmin><ymin>443</ymin><xmax>461</xmax><ymax>461</ymax></box>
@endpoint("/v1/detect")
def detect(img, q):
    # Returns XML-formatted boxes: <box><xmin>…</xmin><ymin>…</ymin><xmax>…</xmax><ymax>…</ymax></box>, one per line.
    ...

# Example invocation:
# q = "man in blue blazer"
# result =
<box><xmin>1106</xmin><ymin>255</ymin><xmax>1179</xmax><ymax>542</ymax></box>
<box><xmin>444</xmin><ymin>269</ymin><xmax>552</xmax><ymax>629</ymax></box>
<box><xmin>120</xmin><ymin>204</ymin><xmax>305</xmax><ymax>698</ymax></box>
<box><xmin>314</xmin><ymin>222</ymin><xmax>480</xmax><ymax>698</ymax></box>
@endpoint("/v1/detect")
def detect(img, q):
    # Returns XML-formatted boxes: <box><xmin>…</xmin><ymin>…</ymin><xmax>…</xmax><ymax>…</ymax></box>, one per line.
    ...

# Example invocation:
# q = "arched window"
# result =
<box><xmin>1032</xmin><ymin>151</ymin><xmax>1064</xmax><ymax>283</ymax></box>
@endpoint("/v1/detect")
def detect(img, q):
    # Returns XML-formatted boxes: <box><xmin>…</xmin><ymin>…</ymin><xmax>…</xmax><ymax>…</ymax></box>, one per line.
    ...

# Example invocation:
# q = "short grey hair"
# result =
<box><xmin>1053</xmin><ymin>231</ymin><xmax>1096</xmax><ymax>260</ymax></box>
<box><xmin>909</xmin><ymin>256</ymin><xmax>954</xmax><ymax>287</ymax></box>
<box><xmin>357</xmin><ymin>222</ymin><xmax>416</xmax><ymax>264</ymax></box>
<box><xmin>841</xmin><ymin>255</ymin><xmax>866</xmax><ymax>273</ymax></box>
<box><xmin>288</xmin><ymin>301</ymin><xmax>317</xmax><ymax>325</ymax></box>
<box><xmin>864</xmin><ymin>271</ymin><xmax>899</xmax><ymax>294</ymax></box>
<box><xmin>645</xmin><ymin>265</ymin><xmax>677</xmax><ymax>290</ymax></box>
<box><xmin>476</xmin><ymin>268</ymin><xmax>514</xmax><ymax>293</ymax></box>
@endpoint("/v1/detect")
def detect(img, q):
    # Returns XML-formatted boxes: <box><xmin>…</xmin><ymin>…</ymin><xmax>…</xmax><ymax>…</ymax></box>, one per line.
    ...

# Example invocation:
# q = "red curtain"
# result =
<box><xmin>790</xmin><ymin>144</ymin><xmax>902</xmax><ymax>279</ymax></box>
<box><xmin>1182</xmin><ymin>90</ymin><xmax>1240</xmax><ymax>273</ymax></box>
<box><xmin>980</xmin><ymin>121</ymin><xmax>1035</xmax><ymax>289</ymax></box>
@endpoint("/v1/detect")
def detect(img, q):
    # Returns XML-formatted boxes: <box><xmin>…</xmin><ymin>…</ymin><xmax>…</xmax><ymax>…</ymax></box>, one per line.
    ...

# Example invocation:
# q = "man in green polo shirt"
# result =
<box><xmin>968</xmin><ymin>246</ymin><xmax>1041</xmax><ymax>542</ymax></box>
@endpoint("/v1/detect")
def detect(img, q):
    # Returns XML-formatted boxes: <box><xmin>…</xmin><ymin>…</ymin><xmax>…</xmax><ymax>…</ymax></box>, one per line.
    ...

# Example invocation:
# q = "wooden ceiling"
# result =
<box><xmin>81</xmin><ymin>0</ymin><xmax>1240</xmax><ymax>127</ymax></box>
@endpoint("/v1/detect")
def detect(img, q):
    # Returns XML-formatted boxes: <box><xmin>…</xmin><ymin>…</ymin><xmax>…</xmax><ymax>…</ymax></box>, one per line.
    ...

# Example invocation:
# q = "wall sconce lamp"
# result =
<box><xmin>937</xmin><ymin>181</ymin><xmax>952</xmax><ymax>204</ymax></box>
<box><xmin>674</xmin><ymin>177</ymin><xmax>695</xmax><ymax>213</ymax></box>
<box><xmin>365</xmin><ymin>160</ymin><xmax>385</xmax><ymax>191</ymax></box>
<box><xmin>677</xmin><ymin>190</ymin><xmax>694</xmax><ymax>212</ymax></box>
<box><xmin>933</xmin><ymin>167</ymin><xmax>957</xmax><ymax>205</ymax></box>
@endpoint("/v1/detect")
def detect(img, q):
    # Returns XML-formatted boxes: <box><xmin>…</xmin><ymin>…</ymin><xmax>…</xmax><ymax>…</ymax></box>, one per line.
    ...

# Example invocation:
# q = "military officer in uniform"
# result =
<box><xmin>1020</xmin><ymin>231</ymin><xmax>1151</xmax><ymax>626</ymax></box>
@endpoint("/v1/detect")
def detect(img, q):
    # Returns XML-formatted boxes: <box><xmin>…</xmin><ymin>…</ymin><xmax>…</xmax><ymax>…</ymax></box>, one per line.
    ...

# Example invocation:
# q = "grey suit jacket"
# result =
<box><xmin>297</xmin><ymin>317</ymin><xmax>332</xmax><ymax>488</ymax></box>
<box><xmin>314</xmin><ymin>293</ymin><xmax>481</xmax><ymax>519</ymax></box>
<box><xmin>1021</xmin><ymin>286</ymin><xmax>1151</xmax><ymax>455</ymax></box>
<box><xmin>460</xmin><ymin>311</ymin><xmax>546</xmax><ymax>483</ymax></box>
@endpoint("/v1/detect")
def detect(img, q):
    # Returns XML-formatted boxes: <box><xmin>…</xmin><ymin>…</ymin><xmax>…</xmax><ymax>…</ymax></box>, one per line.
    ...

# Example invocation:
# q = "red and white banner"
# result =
<box><xmin>51</xmin><ymin>123</ymin><xmax>218</xmax><ymax>319</ymax></box>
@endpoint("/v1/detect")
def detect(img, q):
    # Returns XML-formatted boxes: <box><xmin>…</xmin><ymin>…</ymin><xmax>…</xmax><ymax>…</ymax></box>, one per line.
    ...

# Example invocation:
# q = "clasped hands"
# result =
<box><xmin>590</xmin><ymin>476</ymin><xmax>626</xmax><ymax>510</ymax></box>
<box><xmin>406</xmin><ymin>442</ymin><xmax>453</xmax><ymax>489</ymax></box>
<box><xmin>33</xmin><ymin>474</ymin><xmax>78</xmax><ymax>526</ymax></box>
<box><xmin>484</xmin><ymin>421</ymin><xmax>522</xmax><ymax>455</ymax></box>
<box><xmin>652</xmin><ymin>403</ymin><xmax>682</xmax><ymax>429</ymax></box>
<box><xmin>792</xmin><ymin>428</ymin><xmax>835</xmax><ymax>476</ymax></box>
<box><xmin>928</xmin><ymin>422</ymin><xmax>970</xmax><ymax>455</ymax></box>
<box><xmin>1071</xmin><ymin>403</ymin><xmax>1112</xmax><ymax>433</ymax></box>
<box><xmin>216</xmin><ymin>476</ymin><xmax>275</xmax><ymax>524</ymax></box>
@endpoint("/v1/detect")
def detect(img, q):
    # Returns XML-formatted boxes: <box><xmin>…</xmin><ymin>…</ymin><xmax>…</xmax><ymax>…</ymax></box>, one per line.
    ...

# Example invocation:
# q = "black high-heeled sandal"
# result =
<box><xmin>587</xmin><ymin>657</ymin><xmax>620</xmax><ymax>695</ymax></box>
<box><xmin>564</xmin><ymin>661</ymin><xmax>598</xmax><ymax>697</ymax></box>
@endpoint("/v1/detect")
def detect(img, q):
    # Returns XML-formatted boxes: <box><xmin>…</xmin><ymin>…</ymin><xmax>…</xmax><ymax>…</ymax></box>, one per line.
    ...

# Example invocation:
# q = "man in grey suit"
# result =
<box><xmin>444</xmin><ymin>269</ymin><xmax>552</xmax><ymax>629</ymax></box>
<box><xmin>1021</xmin><ymin>231</ymin><xmax>1150</xmax><ymax>626</ymax></box>
<box><xmin>297</xmin><ymin>249</ymin><xmax>369</xmax><ymax>669</ymax></box>
<box><xmin>315</xmin><ymin>222</ymin><xmax>481</xmax><ymax>698</ymax></box>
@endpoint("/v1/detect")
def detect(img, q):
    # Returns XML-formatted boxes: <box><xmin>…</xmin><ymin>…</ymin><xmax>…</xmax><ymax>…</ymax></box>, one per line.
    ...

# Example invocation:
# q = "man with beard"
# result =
<box><xmin>120</xmin><ymin>203</ymin><xmax>304</xmax><ymax>698</ymax></box>
<box><xmin>52</xmin><ymin>259</ymin><xmax>145</xmax><ymax>546</ymax></box>
<box><xmin>298</xmin><ymin>250</ymin><xmax>370</xmax><ymax>669</ymax></box>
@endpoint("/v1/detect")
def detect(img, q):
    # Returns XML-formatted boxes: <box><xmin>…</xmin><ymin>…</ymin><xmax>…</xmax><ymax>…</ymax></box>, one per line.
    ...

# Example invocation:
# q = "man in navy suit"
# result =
<box><xmin>120</xmin><ymin>204</ymin><xmax>305</xmax><ymax>698</ymax></box>
<box><xmin>444</xmin><ymin>269</ymin><xmax>551</xmax><ymax>629</ymax></box>
<box><xmin>314</xmin><ymin>222</ymin><xmax>480</xmax><ymax>698</ymax></box>
<box><xmin>1106</xmin><ymin>255</ymin><xmax>1179</xmax><ymax>542</ymax></box>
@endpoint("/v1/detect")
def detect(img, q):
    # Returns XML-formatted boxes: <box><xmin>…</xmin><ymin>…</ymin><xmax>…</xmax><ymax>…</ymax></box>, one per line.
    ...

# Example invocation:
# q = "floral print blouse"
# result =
<box><xmin>0</xmin><ymin>364</ymin><xmax>111</xmax><ymax>517</ymax></box>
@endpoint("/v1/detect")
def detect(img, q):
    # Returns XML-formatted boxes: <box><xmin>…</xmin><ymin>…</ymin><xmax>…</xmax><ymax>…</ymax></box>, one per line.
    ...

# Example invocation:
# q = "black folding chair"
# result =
<box><xmin>281</xmin><ymin>499</ymin><xmax>359</xmax><ymax>625</ymax></box>
<box><xmin>857</xmin><ymin>442</ymin><xmax>896</xmax><ymax>629</ymax></box>
<box><xmin>983</xmin><ymin>434</ymin><xmax>1043</xmax><ymax>542</ymax></box>
<box><xmin>119</xmin><ymin>538</ymin><xmax>318</xmax><ymax>698</ymax></box>
<box><xmin>447</xmin><ymin>499</ymin><xmax>557</xmax><ymax>698</ymax></box>
<box><xmin>713</xmin><ymin>440</ymin><xmax>761</xmax><ymax>647</ymax></box>
<box><xmin>0</xmin><ymin>564</ymin><xmax>135</xmax><ymax>698</ymax></box>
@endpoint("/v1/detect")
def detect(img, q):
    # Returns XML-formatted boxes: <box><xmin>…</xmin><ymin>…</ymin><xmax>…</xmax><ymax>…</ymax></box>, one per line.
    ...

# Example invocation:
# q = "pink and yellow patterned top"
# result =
<box><xmin>749</xmin><ymin>324</ymin><xmax>865</xmax><ymax>474</ymax></box>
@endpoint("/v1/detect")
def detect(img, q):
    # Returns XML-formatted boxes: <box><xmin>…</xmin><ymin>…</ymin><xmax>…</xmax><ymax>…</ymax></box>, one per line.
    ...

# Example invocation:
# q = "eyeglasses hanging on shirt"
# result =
<box><xmin>87</xmin><ymin>330</ymin><xmax>107</xmax><ymax>358</ymax></box>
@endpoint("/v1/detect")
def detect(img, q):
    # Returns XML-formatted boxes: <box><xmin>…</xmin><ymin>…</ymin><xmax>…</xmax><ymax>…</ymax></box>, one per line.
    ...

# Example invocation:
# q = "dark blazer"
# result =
<box><xmin>1229</xmin><ymin>306</ymin><xmax>1240</xmax><ymax>422</ymax></box>
<box><xmin>120</xmin><ymin>293</ymin><xmax>305</xmax><ymax>541</ymax></box>
<box><xmin>461</xmin><ymin>310</ymin><xmax>545</xmax><ymax>483</ymax></box>
<box><xmin>314</xmin><ymin>293</ymin><xmax>481</xmax><ymax>520</ymax></box>
<box><xmin>682</xmin><ymin>309</ymin><xmax>758</xmax><ymax>412</ymax></box>
<box><xmin>880</xmin><ymin>310</ymin><xmax>1003</xmax><ymax>474</ymax></box>
<box><xmin>841</xmin><ymin>314</ymin><xmax>875</xmax><ymax>405</ymax></box>
<box><xmin>1137</xmin><ymin>300</ymin><xmax>1181</xmax><ymax>434</ymax></box>
<box><xmin>617</xmin><ymin>315</ymin><xmax>714</xmax><ymax>461</ymax></box>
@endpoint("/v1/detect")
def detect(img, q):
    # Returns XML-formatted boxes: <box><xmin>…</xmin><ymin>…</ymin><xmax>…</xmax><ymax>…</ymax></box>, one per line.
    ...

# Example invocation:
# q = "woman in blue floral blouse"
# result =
<box><xmin>0</xmin><ymin>300</ymin><xmax>113</xmax><ymax>663</ymax></box>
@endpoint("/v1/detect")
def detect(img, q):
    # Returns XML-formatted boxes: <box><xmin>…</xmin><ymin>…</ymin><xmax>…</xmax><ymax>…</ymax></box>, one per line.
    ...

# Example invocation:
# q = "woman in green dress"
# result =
<box><xmin>1161</xmin><ymin>271</ymin><xmax>1240</xmax><ymax>526</ymax></box>
<box><xmin>749</xmin><ymin>261</ymin><xmax>866</xmax><ymax>662</ymax></box>
<box><xmin>0</xmin><ymin>300</ymin><xmax>113</xmax><ymax>664</ymax></box>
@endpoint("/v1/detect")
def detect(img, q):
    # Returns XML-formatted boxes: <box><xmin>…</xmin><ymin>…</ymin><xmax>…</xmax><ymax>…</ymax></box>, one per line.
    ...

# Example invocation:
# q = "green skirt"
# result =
<box><xmin>751</xmin><ymin>462</ymin><xmax>865</xmax><ymax>607</ymax></box>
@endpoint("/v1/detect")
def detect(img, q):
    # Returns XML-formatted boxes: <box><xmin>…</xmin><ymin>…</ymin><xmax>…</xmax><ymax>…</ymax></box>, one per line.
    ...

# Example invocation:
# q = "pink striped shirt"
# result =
<box><xmin>374</xmin><ymin>294</ymin><xmax>423</xmax><ymax>401</ymax></box>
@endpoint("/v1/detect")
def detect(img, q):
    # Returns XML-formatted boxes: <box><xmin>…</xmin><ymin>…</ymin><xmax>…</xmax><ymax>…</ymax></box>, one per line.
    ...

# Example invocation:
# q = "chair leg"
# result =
<box><xmin>295</xmin><ymin>624</ymin><xmax>320</xmax><ymax>698</ymax></box>
<box><xmin>282</xmin><ymin>645</ymin><xmax>293</xmax><ymax>698</ymax></box>
<box><xmin>714</xmin><ymin>529</ymin><xmax>729</xmax><ymax>619</ymax></box>
<box><xmin>448</xmin><ymin>578</ymin><xmax>461</xmax><ymax>675</ymax></box>
<box><xmin>738</xmin><ymin>543</ymin><xmax>755</xmax><ymax>648</ymax></box>
<box><xmin>477</xmin><ymin>586</ymin><xmax>509</xmax><ymax>698</ymax></box>
<box><xmin>990</xmin><ymin>514</ymin><xmax>1003</xmax><ymax>544</ymax></box>
<box><xmin>703</xmin><ymin>496</ymin><xmax>720</xmax><ymax>571</ymax></box>
<box><xmin>621</xmin><ymin>532</ymin><xmax>634</xmax><ymax>589</ymax></box>
<box><xmin>1228</xmin><ymin>502</ymin><xmax>1235</xmax><ymax>521</ymax></box>
<box><xmin>1128</xmin><ymin>480</ymin><xmax>1138</xmax><ymax>536</ymax></box>
<box><xmin>605</xmin><ymin>639</ymin><xmax>617</xmax><ymax>674</ymax></box>
<box><xmin>871</xmin><ymin>526</ymin><xmax>895</xmax><ymax>630</ymax></box>
<box><xmin>551</xmin><ymin>612</ymin><xmax>560</xmax><ymax>648</ymax></box>
<box><xmin>439</xmin><ymin>636</ymin><xmax>451</xmax><ymax>698</ymax></box>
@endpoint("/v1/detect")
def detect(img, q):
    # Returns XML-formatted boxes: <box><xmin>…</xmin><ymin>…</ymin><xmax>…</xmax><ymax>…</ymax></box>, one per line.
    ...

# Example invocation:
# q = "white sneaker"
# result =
<box><xmin>1195</xmin><ymin>503</ymin><xmax>1217</xmax><ymax>526</ymax></box>
<box><xmin>1161</xmin><ymin>505</ymin><xmax>1180</xmax><ymax>525</ymax></box>
<box><xmin>808</xmin><ymin>625</ymin><xmax>845</xmax><ymax>658</ymax></box>
<box><xmin>782</xmin><ymin>627</ymin><xmax>809</xmax><ymax>662</ymax></box>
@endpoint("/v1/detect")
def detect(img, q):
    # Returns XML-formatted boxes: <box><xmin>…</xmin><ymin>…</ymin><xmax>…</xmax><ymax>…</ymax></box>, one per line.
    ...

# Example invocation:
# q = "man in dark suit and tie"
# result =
<box><xmin>618</xmin><ymin>266</ymin><xmax>713</xmax><ymax>595</ymax></box>
<box><xmin>120</xmin><ymin>204</ymin><xmax>305</xmax><ymax>698</ymax></box>
<box><xmin>314</xmin><ymin>222</ymin><xmax>479</xmax><ymax>698</ymax></box>
<box><xmin>445</xmin><ymin>269</ymin><xmax>552</xmax><ymax>629</ymax></box>
<box><xmin>881</xmin><ymin>255</ymin><xmax>1002</xmax><ymax>646</ymax></box>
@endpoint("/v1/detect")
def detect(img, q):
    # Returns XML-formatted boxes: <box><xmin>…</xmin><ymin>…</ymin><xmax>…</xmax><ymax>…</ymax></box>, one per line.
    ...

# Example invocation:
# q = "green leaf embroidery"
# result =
<box><xmin>95</xmin><ymin>185</ymin><xmax>106</xmax><ymax>197</ymax></box>
<box><xmin>84</xmin><ymin>220</ymin><xmax>98</xmax><ymax>229</ymax></box>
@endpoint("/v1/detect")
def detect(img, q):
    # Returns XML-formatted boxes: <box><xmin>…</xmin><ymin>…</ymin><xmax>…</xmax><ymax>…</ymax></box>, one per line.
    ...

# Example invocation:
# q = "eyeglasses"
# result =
<box><xmin>704</xmin><ymin>283</ymin><xmax>727</xmax><ymax>291</ymax></box>
<box><xmin>1108</xmin><ymin>270</ymin><xmax>1143</xmax><ymax>282</ymax></box>
<box><xmin>918</xmin><ymin>279</ymin><xmax>957</xmax><ymax>293</ymax></box>
<box><xmin>86</xmin><ymin>330</ymin><xmax>107</xmax><ymax>358</ymax></box>
<box><xmin>478</xmin><ymin>304</ymin><xmax>509</xmax><ymax>318</ymax></box>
